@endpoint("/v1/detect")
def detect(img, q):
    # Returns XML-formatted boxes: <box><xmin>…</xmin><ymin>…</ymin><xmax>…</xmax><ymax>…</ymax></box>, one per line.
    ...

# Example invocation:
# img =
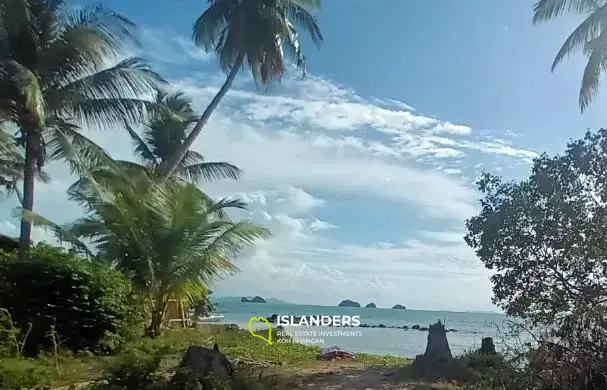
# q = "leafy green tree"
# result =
<box><xmin>123</xmin><ymin>90</ymin><xmax>241</xmax><ymax>182</ymax></box>
<box><xmin>0</xmin><ymin>0</ymin><xmax>163</xmax><ymax>256</ymax></box>
<box><xmin>62</xmin><ymin>166</ymin><xmax>270</xmax><ymax>337</ymax></box>
<box><xmin>533</xmin><ymin>0</ymin><xmax>607</xmax><ymax>111</ymax></box>
<box><xmin>158</xmin><ymin>0</ymin><xmax>323</xmax><ymax>179</ymax></box>
<box><xmin>465</xmin><ymin>128</ymin><xmax>607</xmax><ymax>388</ymax></box>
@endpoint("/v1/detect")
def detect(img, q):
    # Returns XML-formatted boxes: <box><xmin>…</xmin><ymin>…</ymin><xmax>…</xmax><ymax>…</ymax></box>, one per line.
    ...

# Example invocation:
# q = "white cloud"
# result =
<box><xmin>0</xmin><ymin>29</ymin><xmax>539</xmax><ymax>312</ymax></box>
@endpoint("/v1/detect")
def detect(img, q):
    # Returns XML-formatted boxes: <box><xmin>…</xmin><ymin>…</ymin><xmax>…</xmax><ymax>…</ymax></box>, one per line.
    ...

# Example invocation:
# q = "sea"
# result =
<box><xmin>211</xmin><ymin>299</ymin><xmax>513</xmax><ymax>358</ymax></box>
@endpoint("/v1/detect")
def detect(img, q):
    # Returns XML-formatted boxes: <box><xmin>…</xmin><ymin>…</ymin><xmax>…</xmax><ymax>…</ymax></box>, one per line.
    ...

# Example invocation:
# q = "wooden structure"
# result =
<box><xmin>0</xmin><ymin>234</ymin><xmax>19</xmax><ymax>251</ymax></box>
<box><xmin>164</xmin><ymin>298</ymin><xmax>192</xmax><ymax>328</ymax></box>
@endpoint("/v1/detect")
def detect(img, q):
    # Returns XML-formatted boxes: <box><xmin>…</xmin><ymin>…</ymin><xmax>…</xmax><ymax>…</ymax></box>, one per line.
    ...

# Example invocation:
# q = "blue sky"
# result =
<box><xmin>1</xmin><ymin>0</ymin><xmax>605</xmax><ymax>311</ymax></box>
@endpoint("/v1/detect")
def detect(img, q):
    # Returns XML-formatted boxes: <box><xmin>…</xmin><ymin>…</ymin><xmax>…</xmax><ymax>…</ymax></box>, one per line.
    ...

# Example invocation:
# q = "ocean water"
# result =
<box><xmin>211</xmin><ymin>301</ymin><xmax>510</xmax><ymax>358</ymax></box>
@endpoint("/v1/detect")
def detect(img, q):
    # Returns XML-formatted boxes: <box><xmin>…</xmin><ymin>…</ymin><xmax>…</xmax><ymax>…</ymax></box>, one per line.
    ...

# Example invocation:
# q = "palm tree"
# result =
<box><xmin>158</xmin><ymin>0</ymin><xmax>323</xmax><ymax>179</ymax></box>
<box><xmin>0</xmin><ymin>124</ymin><xmax>50</xmax><ymax>203</ymax></box>
<box><xmin>533</xmin><ymin>0</ymin><xmax>607</xmax><ymax>112</ymax></box>
<box><xmin>62</xmin><ymin>166</ymin><xmax>270</xmax><ymax>337</ymax></box>
<box><xmin>123</xmin><ymin>90</ymin><xmax>242</xmax><ymax>182</ymax></box>
<box><xmin>0</xmin><ymin>0</ymin><xmax>164</xmax><ymax>257</ymax></box>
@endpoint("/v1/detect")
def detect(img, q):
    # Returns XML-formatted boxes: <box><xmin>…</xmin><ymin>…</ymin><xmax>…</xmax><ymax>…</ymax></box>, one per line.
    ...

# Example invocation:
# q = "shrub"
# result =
<box><xmin>0</xmin><ymin>358</ymin><xmax>51</xmax><ymax>389</ymax></box>
<box><xmin>0</xmin><ymin>244</ymin><xmax>145</xmax><ymax>356</ymax></box>
<box><xmin>101</xmin><ymin>349</ymin><xmax>164</xmax><ymax>389</ymax></box>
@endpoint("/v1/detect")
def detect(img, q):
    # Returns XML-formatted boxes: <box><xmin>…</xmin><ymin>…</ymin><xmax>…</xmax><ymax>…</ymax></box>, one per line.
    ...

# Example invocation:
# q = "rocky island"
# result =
<box><xmin>241</xmin><ymin>296</ymin><xmax>266</xmax><ymax>303</ymax></box>
<box><xmin>392</xmin><ymin>304</ymin><xmax>406</xmax><ymax>310</ymax></box>
<box><xmin>338</xmin><ymin>299</ymin><xmax>360</xmax><ymax>307</ymax></box>
<box><xmin>365</xmin><ymin>303</ymin><xmax>377</xmax><ymax>308</ymax></box>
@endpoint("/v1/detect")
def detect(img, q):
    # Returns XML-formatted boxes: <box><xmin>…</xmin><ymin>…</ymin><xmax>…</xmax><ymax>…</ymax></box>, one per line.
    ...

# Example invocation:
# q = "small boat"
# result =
<box><xmin>196</xmin><ymin>313</ymin><xmax>225</xmax><ymax>323</ymax></box>
<box><xmin>319</xmin><ymin>346</ymin><xmax>355</xmax><ymax>360</ymax></box>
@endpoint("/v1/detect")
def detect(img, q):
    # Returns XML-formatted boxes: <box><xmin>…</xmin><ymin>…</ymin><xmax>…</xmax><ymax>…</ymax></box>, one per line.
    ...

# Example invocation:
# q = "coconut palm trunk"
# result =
<box><xmin>18</xmin><ymin>131</ymin><xmax>41</xmax><ymax>260</ymax></box>
<box><xmin>158</xmin><ymin>54</ymin><xmax>244</xmax><ymax>180</ymax></box>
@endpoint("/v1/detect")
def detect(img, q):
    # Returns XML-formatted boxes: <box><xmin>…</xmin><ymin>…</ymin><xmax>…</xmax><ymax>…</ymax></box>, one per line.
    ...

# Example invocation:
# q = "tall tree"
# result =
<box><xmin>158</xmin><ymin>0</ymin><xmax>323</xmax><ymax>179</ymax></box>
<box><xmin>465</xmin><ymin>128</ymin><xmax>607</xmax><ymax>388</ymax></box>
<box><xmin>0</xmin><ymin>0</ymin><xmax>163</xmax><ymax>258</ymax></box>
<box><xmin>533</xmin><ymin>0</ymin><xmax>607</xmax><ymax>112</ymax></box>
<box><xmin>63</xmin><ymin>166</ymin><xmax>270</xmax><ymax>337</ymax></box>
<box><xmin>123</xmin><ymin>90</ymin><xmax>241</xmax><ymax>182</ymax></box>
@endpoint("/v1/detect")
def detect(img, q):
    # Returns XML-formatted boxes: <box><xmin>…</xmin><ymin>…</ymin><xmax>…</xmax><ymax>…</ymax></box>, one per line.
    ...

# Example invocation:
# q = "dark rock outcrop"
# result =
<box><xmin>172</xmin><ymin>344</ymin><xmax>233</xmax><ymax>388</ymax></box>
<box><xmin>365</xmin><ymin>303</ymin><xmax>377</xmax><ymax>308</ymax></box>
<box><xmin>338</xmin><ymin>299</ymin><xmax>360</xmax><ymax>307</ymax></box>
<box><xmin>241</xmin><ymin>296</ymin><xmax>266</xmax><ymax>303</ymax></box>
<box><xmin>392</xmin><ymin>304</ymin><xmax>406</xmax><ymax>310</ymax></box>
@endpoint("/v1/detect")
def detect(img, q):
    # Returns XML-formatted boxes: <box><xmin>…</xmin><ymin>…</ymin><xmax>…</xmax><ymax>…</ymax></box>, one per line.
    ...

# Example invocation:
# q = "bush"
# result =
<box><xmin>101</xmin><ymin>349</ymin><xmax>164</xmax><ymax>389</ymax></box>
<box><xmin>0</xmin><ymin>244</ymin><xmax>145</xmax><ymax>356</ymax></box>
<box><xmin>0</xmin><ymin>358</ymin><xmax>50</xmax><ymax>389</ymax></box>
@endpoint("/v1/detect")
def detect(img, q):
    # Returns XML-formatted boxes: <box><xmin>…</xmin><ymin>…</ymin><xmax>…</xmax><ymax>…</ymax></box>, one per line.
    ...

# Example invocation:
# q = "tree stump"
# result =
<box><xmin>412</xmin><ymin>320</ymin><xmax>455</xmax><ymax>379</ymax></box>
<box><xmin>480</xmin><ymin>337</ymin><xmax>496</xmax><ymax>355</ymax></box>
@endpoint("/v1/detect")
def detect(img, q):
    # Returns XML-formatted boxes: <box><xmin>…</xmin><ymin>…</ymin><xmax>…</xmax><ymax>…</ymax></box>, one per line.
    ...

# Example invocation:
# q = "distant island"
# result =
<box><xmin>365</xmin><ymin>303</ymin><xmax>377</xmax><ymax>308</ymax></box>
<box><xmin>392</xmin><ymin>304</ymin><xmax>406</xmax><ymax>310</ymax></box>
<box><xmin>241</xmin><ymin>296</ymin><xmax>266</xmax><ymax>303</ymax></box>
<box><xmin>338</xmin><ymin>299</ymin><xmax>360</xmax><ymax>307</ymax></box>
<box><xmin>213</xmin><ymin>296</ymin><xmax>290</xmax><ymax>304</ymax></box>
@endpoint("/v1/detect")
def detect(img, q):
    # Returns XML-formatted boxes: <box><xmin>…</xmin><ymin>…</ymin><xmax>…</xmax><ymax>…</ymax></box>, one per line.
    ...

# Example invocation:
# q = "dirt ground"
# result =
<box><xmin>271</xmin><ymin>362</ymin><xmax>459</xmax><ymax>390</ymax></box>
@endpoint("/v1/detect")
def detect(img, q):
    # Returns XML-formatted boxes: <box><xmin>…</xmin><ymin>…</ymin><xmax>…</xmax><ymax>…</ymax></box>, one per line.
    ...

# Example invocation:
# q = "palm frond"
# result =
<box><xmin>125</xmin><ymin>124</ymin><xmax>156</xmax><ymax>163</ymax></box>
<box><xmin>44</xmin><ymin>57</ymin><xmax>165</xmax><ymax>116</ymax></box>
<box><xmin>19</xmin><ymin>208</ymin><xmax>95</xmax><ymax>257</ymax></box>
<box><xmin>182</xmin><ymin>161</ymin><xmax>242</xmax><ymax>182</ymax></box>
<box><xmin>579</xmin><ymin>39</ymin><xmax>607</xmax><ymax>111</ymax></box>
<box><xmin>551</xmin><ymin>7</ymin><xmax>607</xmax><ymax>71</ymax></box>
<box><xmin>532</xmin><ymin>0</ymin><xmax>597</xmax><ymax>24</ymax></box>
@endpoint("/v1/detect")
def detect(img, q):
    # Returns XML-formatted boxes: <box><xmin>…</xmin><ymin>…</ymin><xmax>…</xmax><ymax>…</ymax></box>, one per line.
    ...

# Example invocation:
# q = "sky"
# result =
<box><xmin>2</xmin><ymin>1</ymin><xmax>607</xmax><ymax>312</ymax></box>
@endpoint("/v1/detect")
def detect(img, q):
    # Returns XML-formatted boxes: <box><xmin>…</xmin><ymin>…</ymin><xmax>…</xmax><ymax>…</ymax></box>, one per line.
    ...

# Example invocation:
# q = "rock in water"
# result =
<box><xmin>480</xmin><ymin>337</ymin><xmax>496</xmax><ymax>355</ymax></box>
<box><xmin>172</xmin><ymin>343</ymin><xmax>233</xmax><ymax>388</ymax></box>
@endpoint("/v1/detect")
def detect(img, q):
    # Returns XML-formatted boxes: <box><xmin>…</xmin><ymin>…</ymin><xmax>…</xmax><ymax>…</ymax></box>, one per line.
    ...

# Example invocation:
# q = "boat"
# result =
<box><xmin>196</xmin><ymin>313</ymin><xmax>225</xmax><ymax>323</ymax></box>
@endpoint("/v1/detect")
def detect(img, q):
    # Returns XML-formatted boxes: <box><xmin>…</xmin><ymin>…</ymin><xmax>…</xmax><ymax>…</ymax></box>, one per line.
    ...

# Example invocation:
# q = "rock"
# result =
<box><xmin>420</xmin><ymin>327</ymin><xmax>429</xmax><ymax>331</ymax></box>
<box><xmin>172</xmin><ymin>344</ymin><xmax>233</xmax><ymax>387</ymax></box>
<box><xmin>392</xmin><ymin>304</ymin><xmax>406</xmax><ymax>310</ymax></box>
<box><xmin>402</xmin><ymin>326</ymin><xmax>409</xmax><ymax>330</ymax></box>
<box><xmin>378</xmin><ymin>324</ymin><xmax>386</xmax><ymax>328</ymax></box>
<box><xmin>338</xmin><ymin>299</ymin><xmax>361</xmax><ymax>307</ymax></box>
<box><xmin>412</xmin><ymin>325</ymin><xmax>420</xmax><ymax>330</ymax></box>
<box><xmin>480</xmin><ymin>337</ymin><xmax>496</xmax><ymax>355</ymax></box>
<box><xmin>365</xmin><ymin>303</ymin><xmax>377</xmax><ymax>308</ymax></box>
<box><xmin>241</xmin><ymin>296</ymin><xmax>266</xmax><ymax>303</ymax></box>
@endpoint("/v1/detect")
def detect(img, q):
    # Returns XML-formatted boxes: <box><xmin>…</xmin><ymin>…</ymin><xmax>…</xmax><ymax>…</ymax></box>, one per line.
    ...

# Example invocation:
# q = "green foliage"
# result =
<box><xmin>193</xmin><ymin>0</ymin><xmax>323</xmax><ymax>85</ymax></box>
<box><xmin>465</xmin><ymin>128</ymin><xmax>607</xmax><ymax>389</ymax></box>
<box><xmin>0</xmin><ymin>357</ymin><xmax>50</xmax><ymax>390</ymax></box>
<box><xmin>102</xmin><ymin>348</ymin><xmax>164</xmax><ymax>389</ymax></box>
<box><xmin>0</xmin><ymin>243</ymin><xmax>145</xmax><ymax>356</ymax></box>
<box><xmin>532</xmin><ymin>0</ymin><xmax>607</xmax><ymax>112</ymax></box>
<box><xmin>123</xmin><ymin>91</ymin><xmax>242</xmax><ymax>183</ymax></box>
<box><xmin>62</xmin><ymin>167</ymin><xmax>270</xmax><ymax>336</ymax></box>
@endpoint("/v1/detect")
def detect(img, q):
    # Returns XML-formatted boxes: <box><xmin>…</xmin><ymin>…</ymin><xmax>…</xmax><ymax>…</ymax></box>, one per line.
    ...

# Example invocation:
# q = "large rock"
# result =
<box><xmin>171</xmin><ymin>344</ymin><xmax>233</xmax><ymax>388</ymax></box>
<box><xmin>392</xmin><ymin>304</ymin><xmax>406</xmax><ymax>310</ymax></box>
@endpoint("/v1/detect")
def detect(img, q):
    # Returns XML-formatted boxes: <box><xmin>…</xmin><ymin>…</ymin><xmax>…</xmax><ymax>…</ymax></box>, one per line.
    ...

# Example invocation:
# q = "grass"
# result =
<box><xmin>0</xmin><ymin>325</ymin><xmax>414</xmax><ymax>389</ymax></box>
